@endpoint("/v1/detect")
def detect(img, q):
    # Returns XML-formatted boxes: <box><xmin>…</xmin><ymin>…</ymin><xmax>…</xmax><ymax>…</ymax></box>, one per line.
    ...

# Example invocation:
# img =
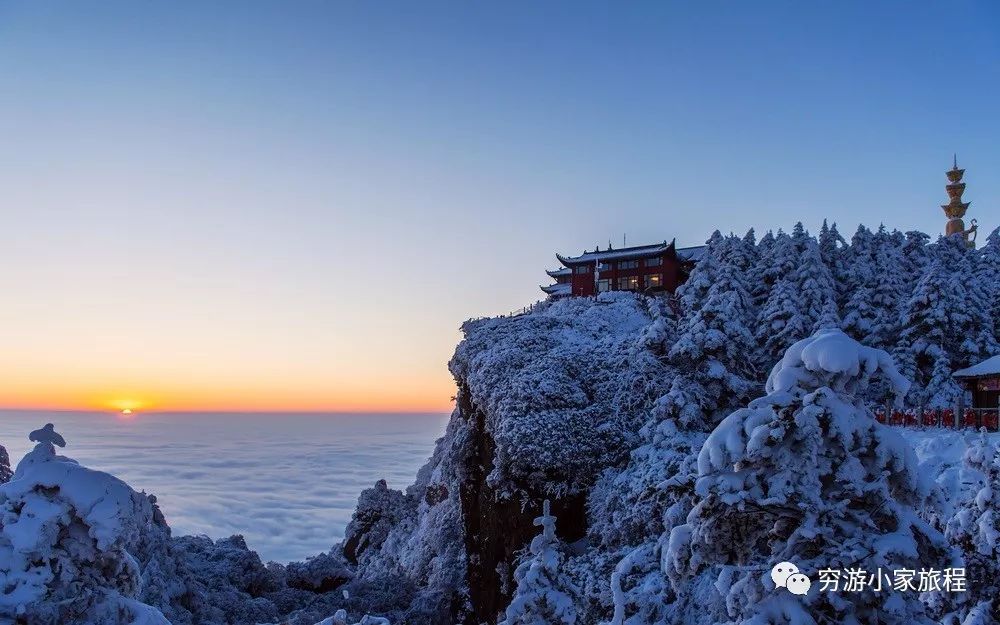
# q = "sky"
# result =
<box><xmin>0</xmin><ymin>1</ymin><xmax>997</xmax><ymax>413</ymax></box>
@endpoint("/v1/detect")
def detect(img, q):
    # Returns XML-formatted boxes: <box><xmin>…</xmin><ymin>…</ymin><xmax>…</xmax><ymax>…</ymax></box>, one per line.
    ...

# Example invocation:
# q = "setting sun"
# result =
<box><xmin>106</xmin><ymin>398</ymin><xmax>148</xmax><ymax>413</ymax></box>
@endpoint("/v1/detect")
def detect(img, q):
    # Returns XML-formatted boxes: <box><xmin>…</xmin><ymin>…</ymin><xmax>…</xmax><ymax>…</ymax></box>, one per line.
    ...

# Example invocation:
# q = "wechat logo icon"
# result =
<box><xmin>771</xmin><ymin>561</ymin><xmax>811</xmax><ymax>596</ymax></box>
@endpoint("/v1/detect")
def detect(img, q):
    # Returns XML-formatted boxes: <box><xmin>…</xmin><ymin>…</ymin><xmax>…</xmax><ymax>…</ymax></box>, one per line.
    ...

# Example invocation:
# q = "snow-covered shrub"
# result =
<box><xmin>944</xmin><ymin>431</ymin><xmax>1000</xmax><ymax>620</ymax></box>
<box><xmin>449</xmin><ymin>291</ymin><xmax>674</xmax><ymax>496</ymax></box>
<box><xmin>286</xmin><ymin>551</ymin><xmax>353</xmax><ymax>593</ymax></box>
<box><xmin>0</xmin><ymin>424</ymin><xmax>169</xmax><ymax>624</ymax></box>
<box><xmin>309</xmin><ymin>610</ymin><xmax>391</xmax><ymax>625</ymax></box>
<box><xmin>500</xmin><ymin>500</ymin><xmax>579</xmax><ymax>625</ymax></box>
<box><xmin>666</xmin><ymin>329</ymin><xmax>950</xmax><ymax>624</ymax></box>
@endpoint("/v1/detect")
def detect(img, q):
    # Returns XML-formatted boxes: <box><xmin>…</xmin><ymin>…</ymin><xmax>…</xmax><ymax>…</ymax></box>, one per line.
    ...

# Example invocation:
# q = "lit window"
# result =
<box><xmin>644</xmin><ymin>274</ymin><xmax>662</xmax><ymax>289</ymax></box>
<box><xmin>597</xmin><ymin>279</ymin><xmax>611</xmax><ymax>292</ymax></box>
<box><xmin>619</xmin><ymin>260</ymin><xmax>639</xmax><ymax>270</ymax></box>
<box><xmin>620</xmin><ymin>276</ymin><xmax>640</xmax><ymax>290</ymax></box>
<box><xmin>645</xmin><ymin>257</ymin><xmax>662</xmax><ymax>267</ymax></box>
<box><xmin>574</xmin><ymin>266</ymin><xmax>590</xmax><ymax>275</ymax></box>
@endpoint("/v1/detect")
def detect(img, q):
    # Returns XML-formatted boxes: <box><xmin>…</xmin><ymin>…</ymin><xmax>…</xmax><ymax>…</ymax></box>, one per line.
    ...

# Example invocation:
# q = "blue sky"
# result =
<box><xmin>0</xmin><ymin>1</ymin><xmax>997</xmax><ymax>410</ymax></box>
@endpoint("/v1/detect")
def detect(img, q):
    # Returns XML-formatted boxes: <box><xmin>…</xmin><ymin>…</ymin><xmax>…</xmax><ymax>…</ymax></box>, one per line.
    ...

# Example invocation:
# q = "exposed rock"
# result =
<box><xmin>286</xmin><ymin>551</ymin><xmax>353</xmax><ymax>593</ymax></box>
<box><xmin>0</xmin><ymin>444</ymin><xmax>11</xmax><ymax>484</ymax></box>
<box><xmin>342</xmin><ymin>480</ymin><xmax>409</xmax><ymax>565</ymax></box>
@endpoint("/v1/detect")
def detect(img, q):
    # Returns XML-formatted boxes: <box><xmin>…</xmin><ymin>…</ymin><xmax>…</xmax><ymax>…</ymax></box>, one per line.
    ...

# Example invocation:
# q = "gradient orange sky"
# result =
<box><xmin>2</xmin><ymin>3</ymin><xmax>997</xmax><ymax>412</ymax></box>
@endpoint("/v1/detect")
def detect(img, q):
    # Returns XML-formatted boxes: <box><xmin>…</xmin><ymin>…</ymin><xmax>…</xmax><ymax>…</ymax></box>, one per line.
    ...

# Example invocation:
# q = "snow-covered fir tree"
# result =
<box><xmin>936</xmin><ymin>235</ymin><xmax>1000</xmax><ymax>365</ymax></box>
<box><xmin>665</xmin><ymin>329</ymin><xmax>950</xmax><ymax>625</ymax></box>
<box><xmin>722</xmin><ymin>230</ymin><xmax>758</xmax><ymax>274</ymax></box>
<box><xmin>756</xmin><ymin>230</ymin><xmax>775</xmax><ymax>260</ymax></box>
<box><xmin>980</xmin><ymin>228</ymin><xmax>1000</xmax><ymax>345</ymax></box>
<box><xmin>794</xmin><ymin>238</ymin><xmax>838</xmax><ymax>333</ymax></box>
<box><xmin>894</xmin><ymin>259</ymin><xmax>972</xmax><ymax>407</ymax></box>
<box><xmin>902</xmin><ymin>230</ymin><xmax>931</xmax><ymax>279</ymax></box>
<box><xmin>657</xmin><ymin>254</ymin><xmax>759</xmax><ymax>429</ymax></box>
<box><xmin>863</xmin><ymin>233</ymin><xmax>908</xmax><ymax>350</ymax></box>
<box><xmin>841</xmin><ymin>282</ymin><xmax>878</xmax><ymax>344</ymax></box>
<box><xmin>500</xmin><ymin>500</ymin><xmax>579</xmax><ymax>625</ymax></box>
<box><xmin>756</xmin><ymin>274</ymin><xmax>807</xmax><ymax>368</ymax></box>
<box><xmin>817</xmin><ymin>219</ymin><xmax>848</xmax><ymax>296</ymax></box>
<box><xmin>753</xmin><ymin>230</ymin><xmax>796</xmax><ymax>310</ymax></box>
<box><xmin>677</xmin><ymin>230</ymin><xmax>725</xmax><ymax>317</ymax></box>
<box><xmin>789</xmin><ymin>221</ymin><xmax>810</xmax><ymax>253</ymax></box>
<box><xmin>926</xmin><ymin>347</ymin><xmax>964</xmax><ymax>409</ymax></box>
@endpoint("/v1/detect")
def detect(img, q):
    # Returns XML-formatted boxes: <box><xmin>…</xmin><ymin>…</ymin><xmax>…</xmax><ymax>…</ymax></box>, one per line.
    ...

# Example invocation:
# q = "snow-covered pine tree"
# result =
<box><xmin>843</xmin><ymin>224</ymin><xmax>876</xmax><ymax>294</ymax></box>
<box><xmin>741</xmin><ymin>228</ymin><xmax>757</xmax><ymax>258</ymax></box>
<box><xmin>965</xmin><ymin>232</ymin><xmax>1000</xmax><ymax>360</ymax></box>
<box><xmin>841</xmin><ymin>282</ymin><xmax>877</xmax><ymax>344</ymax></box>
<box><xmin>756</xmin><ymin>230</ymin><xmax>775</xmax><ymax>259</ymax></box>
<box><xmin>926</xmin><ymin>347</ymin><xmax>963</xmax><ymax>409</ymax></box>
<box><xmin>944</xmin><ymin>431</ymin><xmax>1000</xmax><ymax>623</ymax></box>
<box><xmin>894</xmin><ymin>258</ymin><xmax>971</xmax><ymax>407</ymax></box>
<box><xmin>677</xmin><ymin>230</ymin><xmax>724</xmax><ymax>318</ymax></box>
<box><xmin>979</xmin><ymin>228</ymin><xmax>1000</xmax><ymax>346</ymax></box>
<box><xmin>499</xmin><ymin>500</ymin><xmax>578</xmax><ymax>625</ymax></box>
<box><xmin>756</xmin><ymin>275</ymin><xmax>806</xmax><ymax>370</ymax></box>
<box><xmin>864</xmin><ymin>233</ymin><xmax>908</xmax><ymax>350</ymax></box>
<box><xmin>722</xmin><ymin>231</ymin><xmax>758</xmax><ymax>275</ymax></box>
<box><xmin>815</xmin><ymin>295</ymin><xmax>841</xmax><ymax>330</ymax></box>
<box><xmin>933</xmin><ymin>235</ymin><xmax>998</xmax><ymax>367</ymax></box>
<box><xmin>635</xmin><ymin>294</ymin><xmax>679</xmax><ymax>358</ymax></box>
<box><xmin>818</xmin><ymin>219</ymin><xmax>848</xmax><ymax>299</ymax></box>
<box><xmin>753</xmin><ymin>230</ymin><xmax>796</xmax><ymax>309</ymax></box>
<box><xmin>902</xmin><ymin>230</ymin><xmax>931</xmax><ymax>280</ymax></box>
<box><xmin>790</xmin><ymin>221</ymin><xmax>809</xmax><ymax>254</ymax></box>
<box><xmin>657</xmin><ymin>254</ymin><xmax>759</xmax><ymax>429</ymax></box>
<box><xmin>795</xmin><ymin>238</ymin><xmax>838</xmax><ymax>333</ymax></box>
<box><xmin>754</xmin><ymin>233</ymin><xmax>838</xmax><ymax>367</ymax></box>
<box><xmin>665</xmin><ymin>329</ymin><xmax>950</xmax><ymax>625</ymax></box>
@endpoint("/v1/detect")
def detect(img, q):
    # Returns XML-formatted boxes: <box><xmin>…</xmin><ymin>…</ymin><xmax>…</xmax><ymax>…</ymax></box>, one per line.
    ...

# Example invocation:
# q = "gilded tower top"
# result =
<box><xmin>942</xmin><ymin>155</ymin><xmax>977</xmax><ymax>246</ymax></box>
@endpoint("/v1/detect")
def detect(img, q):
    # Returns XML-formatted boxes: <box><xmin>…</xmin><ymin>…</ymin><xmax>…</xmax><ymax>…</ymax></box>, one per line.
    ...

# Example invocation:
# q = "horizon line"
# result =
<box><xmin>0</xmin><ymin>406</ymin><xmax>453</xmax><ymax>416</ymax></box>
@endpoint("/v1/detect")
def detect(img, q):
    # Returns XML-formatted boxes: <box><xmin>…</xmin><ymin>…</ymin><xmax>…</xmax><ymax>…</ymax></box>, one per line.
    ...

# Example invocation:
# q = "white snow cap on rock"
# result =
<box><xmin>28</xmin><ymin>423</ymin><xmax>66</xmax><ymax>447</ymax></box>
<box><xmin>0</xmin><ymin>424</ymin><xmax>168</xmax><ymax>624</ymax></box>
<box><xmin>765</xmin><ymin>327</ymin><xmax>910</xmax><ymax>401</ymax></box>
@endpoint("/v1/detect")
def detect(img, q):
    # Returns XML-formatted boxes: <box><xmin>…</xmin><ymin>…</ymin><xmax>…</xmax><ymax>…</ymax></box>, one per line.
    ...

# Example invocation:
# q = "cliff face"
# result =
<box><xmin>455</xmin><ymin>383</ymin><xmax>588</xmax><ymax>623</ymax></box>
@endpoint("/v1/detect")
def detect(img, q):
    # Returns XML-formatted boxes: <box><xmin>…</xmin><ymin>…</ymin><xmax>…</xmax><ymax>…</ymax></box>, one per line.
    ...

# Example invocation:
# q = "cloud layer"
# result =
<box><xmin>0</xmin><ymin>411</ymin><xmax>446</xmax><ymax>562</ymax></box>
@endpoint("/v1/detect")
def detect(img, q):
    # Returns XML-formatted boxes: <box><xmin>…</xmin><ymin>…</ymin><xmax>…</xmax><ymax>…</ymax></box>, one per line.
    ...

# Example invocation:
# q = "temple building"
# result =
<box><xmin>942</xmin><ymin>155</ymin><xmax>978</xmax><ymax>247</ymax></box>
<box><xmin>542</xmin><ymin>239</ymin><xmax>705</xmax><ymax>298</ymax></box>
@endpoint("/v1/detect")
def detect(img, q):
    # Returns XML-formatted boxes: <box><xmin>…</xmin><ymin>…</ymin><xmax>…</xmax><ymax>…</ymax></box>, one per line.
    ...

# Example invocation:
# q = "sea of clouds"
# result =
<box><xmin>0</xmin><ymin>410</ymin><xmax>446</xmax><ymax>563</ymax></box>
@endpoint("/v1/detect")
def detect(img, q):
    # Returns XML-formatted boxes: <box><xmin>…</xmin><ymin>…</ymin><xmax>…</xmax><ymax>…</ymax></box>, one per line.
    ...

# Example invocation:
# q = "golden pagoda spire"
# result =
<box><xmin>942</xmin><ymin>155</ymin><xmax>977</xmax><ymax>247</ymax></box>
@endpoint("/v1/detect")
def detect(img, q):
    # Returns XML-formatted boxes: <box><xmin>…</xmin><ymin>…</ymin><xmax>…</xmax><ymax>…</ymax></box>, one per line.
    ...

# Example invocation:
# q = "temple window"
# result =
<box><xmin>620</xmin><ymin>276</ymin><xmax>640</xmax><ymax>290</ymax></box>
